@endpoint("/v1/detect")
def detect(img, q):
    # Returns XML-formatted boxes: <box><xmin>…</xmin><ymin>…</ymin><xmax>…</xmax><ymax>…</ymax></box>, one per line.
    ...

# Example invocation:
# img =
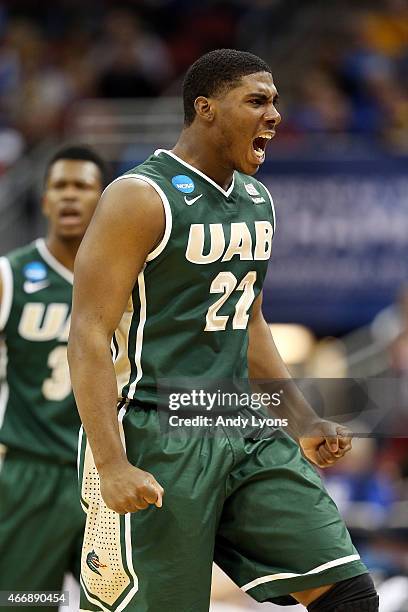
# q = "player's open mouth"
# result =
<box><xmin>59</xmin><ymin>207</ymin><xmax>82</xmax><ymax>225</ymax></box>
<box><xmin>252</xmin><ymin>132</ymin><xmax>274</xmax><ymax>163</ymax></box>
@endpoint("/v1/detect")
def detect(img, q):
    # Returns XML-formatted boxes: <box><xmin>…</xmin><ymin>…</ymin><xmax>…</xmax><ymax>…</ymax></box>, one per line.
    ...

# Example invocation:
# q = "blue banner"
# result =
<box><xmin>260</xmin><ymin>159</ymin><xmax>408</xmax><ymax>334</ymax></box>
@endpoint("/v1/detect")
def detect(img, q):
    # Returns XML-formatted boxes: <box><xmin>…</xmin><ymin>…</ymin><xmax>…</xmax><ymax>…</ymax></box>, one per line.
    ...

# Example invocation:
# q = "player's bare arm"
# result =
<box><xmin>248</xmin><ymin>291</ymin><xmax>352</xmax><ymax>468</ymax></box>
<box><xmin>68</xmin><ymin>178</ymin><xmax>165</xmax><ymax>513</ymax></box>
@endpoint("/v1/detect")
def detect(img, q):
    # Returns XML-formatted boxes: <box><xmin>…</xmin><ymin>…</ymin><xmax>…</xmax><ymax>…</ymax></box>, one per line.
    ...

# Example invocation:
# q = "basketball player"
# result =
<box><xmin>0</xmin><ymin>146</ymin><xmax>107</xmax><ymax>609</ymax></box>
<box><xmin>68</xmin><ymin>50</ymin><xmax>378</xmax><ymax>611</ymax></box>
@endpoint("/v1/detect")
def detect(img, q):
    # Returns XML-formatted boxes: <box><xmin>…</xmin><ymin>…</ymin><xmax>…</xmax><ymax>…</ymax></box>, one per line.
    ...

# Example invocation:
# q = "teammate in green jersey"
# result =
<box><xmin>68</xmin><ymin>50</ymin><xmax>378</xmax><ymax>611</ymax></box>
<box><xmin>0</xmin><ymin>145</ymin><xmax>107</xmax><ymax>609</ymax></box>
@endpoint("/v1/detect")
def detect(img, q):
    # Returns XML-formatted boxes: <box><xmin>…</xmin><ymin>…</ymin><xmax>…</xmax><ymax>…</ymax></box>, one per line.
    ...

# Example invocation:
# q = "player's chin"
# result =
<box><xmin>238</xmin><ymin>158</ymin><xmax>261</xmax><ymax>176</ymax></box>
<box><xmin>56</xmin><ymin>226</ymin><xmax>85</xmax><ymax>240</ymax></box>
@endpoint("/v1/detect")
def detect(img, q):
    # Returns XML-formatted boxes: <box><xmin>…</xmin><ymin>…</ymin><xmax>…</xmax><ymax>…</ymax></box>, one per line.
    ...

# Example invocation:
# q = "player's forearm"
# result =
<box><xmin>68</xmin><ymin>326</ymin><xmax>127</xmax><ymax>471</ymax></box>
<box><xmin>248</xmin><ymin>314</ymin><xmax>320</xmax><ymax>437</ymax></box>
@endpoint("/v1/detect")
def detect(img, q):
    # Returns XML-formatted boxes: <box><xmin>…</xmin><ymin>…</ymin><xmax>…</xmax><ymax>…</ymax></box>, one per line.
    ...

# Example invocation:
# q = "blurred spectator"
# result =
<box><xmin>324</xmin><ymin>438</ymin><xmax>398</xmax><ymax>522</ymax></box>
<box><xmin>0</xmin><ymin>18</ymin><xmax>77</xmax><ymax>146</ymax></box>
<box><xmin>362</xmin><ymin>0</ymin><xmax>408</xmax><ymax>59</ymax></box>
<box><xmin>290</xmin><ymin>70</ymin><xmax>352</xmax><ymax>134</ymax></box>
<box><xmin>0</xmin><ymin>127</ymin><xmax>24</xmax><ymax>172</ymax></box>
<box><xmin>337</xmin><ymin>7</ymin><xmax>407</xmax><ymax>138</ymax></box>
<box><xmin>236</xmin><ymin>0</ymin><xmax>295</xmax><ymax>55</ymax></box>
<box><xmin>167</xmin><ymin>3</ymin><xmax>238</xmax><ymax>75</ymax></box>
<box><xmin>91</xmin><ymin>9</ymin><xmax>174</xmax><ymax>98</ymax></box>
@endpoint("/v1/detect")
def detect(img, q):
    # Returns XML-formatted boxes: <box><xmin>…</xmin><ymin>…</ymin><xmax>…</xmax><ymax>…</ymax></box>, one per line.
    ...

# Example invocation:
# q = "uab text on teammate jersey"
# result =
<box><xmin>0</xmin><ymin>239</ymin><xmax>80</xmax><ymax>462</ymax></box>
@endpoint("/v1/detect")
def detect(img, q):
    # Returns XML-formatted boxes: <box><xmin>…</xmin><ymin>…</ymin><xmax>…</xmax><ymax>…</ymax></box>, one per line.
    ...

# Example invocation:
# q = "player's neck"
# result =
<box><xmin>44</xmin><ymin>235</ymin><xmax>81</xmax><ymax>272</ymax></box>
<box><xmin>172</xmin><ymin>129</ymin><xmax>234</xmax><ymax>192</ymax></box>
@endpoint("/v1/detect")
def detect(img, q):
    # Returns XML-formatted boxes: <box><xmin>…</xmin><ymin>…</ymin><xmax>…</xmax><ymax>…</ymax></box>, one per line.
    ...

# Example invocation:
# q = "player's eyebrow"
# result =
<box><xmin>246</xmin><ymin>92</ymin><xmax>268</xmax><ymax>100</ymax></box>
<box><xmin>246</xmin><ymin>91</ymin><xmax>279</xmax><ymax>103</ymax></box>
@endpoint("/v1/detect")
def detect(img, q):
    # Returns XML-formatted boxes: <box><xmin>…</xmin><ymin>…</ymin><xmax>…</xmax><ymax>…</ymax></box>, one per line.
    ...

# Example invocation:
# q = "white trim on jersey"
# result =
<box><xmin>77</xmin><ymin>425</ymin><xmax>83</xmax><ymax>479</ymax></box>
<box><xmin>114</xmin><ymin>298</ymin><xmax>134</xmax><ymax>401</ymax></box>
<box><xmin>0</xmin><ymin>327</ymin><xmax>9</xmax><ymax>428</ymax></box>
<box><xmin>79</xmin><ymin>581</ymin><xmax>108</xmax><ymax>612</ymax></box>
<box><xmin>78</xmin><ymin>425</ymin><xmax>87</xmax><ymax>515</ymax></box>
<box><xmin>102</xmin><ymin>174</ymin><xmax>173</xmax><ymax>262</ymax></box>
<box><xmin>35</xmin><ymin>239</ymin><xmax>74</xmax><ymax>284</ymax></box>
<box><xmin>259</xmin><ymin>181</ymin><xmax>276</xmax><ymax>234</ymax></box>
<box><xmin>0</xmin><ymin>333</ymin><xmax>8</xmax><ymax>452</ymax></box>
<box><xmin>127</xmin><ymin>270</ymin><xmax>146</xmax><ymax>400</ymax></box>
<box><xmin>111</xmin><ymin>334</ymin><xmax>119</xmax><ymax>363</ymax></box>
<box><xmin>154</xmin><ymin>149</ymin><xmax>236</xmax><ymax>198</ymax></box>
<box><xmin>118</xmin><ymin>404</ymin><xmax>139</xmax><ymax>610</ymax></box>
<box><xmin>0</xmin><ymin>257</ymin><xmax>13</xmax><ymax>331</ymax></box>
<box><xmin>0</xmin><ymin>378</ymin><xmax>9</xmax><ymax>429</ymax></box>
<box><xmin>240</xmin><ymin>553</ymin><xmax>361</xmax><ymax>593</ymax></box>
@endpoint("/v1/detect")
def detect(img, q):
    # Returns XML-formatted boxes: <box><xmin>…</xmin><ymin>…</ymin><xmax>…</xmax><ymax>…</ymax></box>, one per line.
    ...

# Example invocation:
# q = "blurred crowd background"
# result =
<box><xmin>0</xmin><ymin>0</ymin><xmax>407</xmax><ymax>610</ymax></box>
<box><xmin>0</xmin><ymin>0</ymin><xmax>408</xmax><ymax>169</ymax></box>
<box><xmin>0</xmin><ymin>0</ymin><xmax>407</xmax><ymax>163</ymax></box>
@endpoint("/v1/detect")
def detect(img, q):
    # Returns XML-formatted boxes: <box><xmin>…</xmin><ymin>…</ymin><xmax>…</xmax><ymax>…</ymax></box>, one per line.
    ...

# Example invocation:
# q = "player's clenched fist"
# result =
<box><xmin>99</xmin><ymin>460</ymin><xmax>164</xmax><ymax>514</ymax></box>
<box><xmin>299</xmin><ymin>419</ymin><xmax>353</xmax><ymax>469</ymax></box>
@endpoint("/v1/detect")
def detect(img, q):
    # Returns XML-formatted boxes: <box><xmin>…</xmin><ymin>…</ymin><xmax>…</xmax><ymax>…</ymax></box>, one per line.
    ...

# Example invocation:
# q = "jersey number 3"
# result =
<box><xmin>42</xmin><ymin>345</ymin><xmax>71</xmax><ymax>401</ymax></box>
<box><xmin>205</xmin><ymin>271</ymin><xmax>256</xmax><ymax>332</ymax></box>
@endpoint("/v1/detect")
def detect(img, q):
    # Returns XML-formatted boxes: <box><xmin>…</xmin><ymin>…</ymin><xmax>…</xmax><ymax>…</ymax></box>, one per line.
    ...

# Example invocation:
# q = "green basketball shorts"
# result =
<box><xmin>78</xmin><ymin>404</ymin><xmax>367</xmax><ymax>612</ymax></box>
<box><xmin>0</xmin><ymin>449</ymin><xmax>85</xmax><ymax>612</ymax></box>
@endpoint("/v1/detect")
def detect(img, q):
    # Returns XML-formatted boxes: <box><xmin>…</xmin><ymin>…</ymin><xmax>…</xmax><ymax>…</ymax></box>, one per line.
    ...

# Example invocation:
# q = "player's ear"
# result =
<box><xmin>194</xmin><ymin>96</ymin><xmax>215</xmax><ymax>123</ymax></box>
<box><xmin>41</xmin><ymin>194</ymin><xmax>50</xmax><ymax>218</ymax></box>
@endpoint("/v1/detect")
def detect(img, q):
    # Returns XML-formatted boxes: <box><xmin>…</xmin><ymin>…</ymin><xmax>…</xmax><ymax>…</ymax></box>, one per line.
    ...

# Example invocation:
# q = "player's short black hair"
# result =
<box><xmin>44</xmin><ymin>144</ymin><xmax>110</xmax><ymax>187</ymax></box>
<box><xmin>183</xmin><ymin>49</ymin><xmax>272</xmax><ymax>126</ymax></box>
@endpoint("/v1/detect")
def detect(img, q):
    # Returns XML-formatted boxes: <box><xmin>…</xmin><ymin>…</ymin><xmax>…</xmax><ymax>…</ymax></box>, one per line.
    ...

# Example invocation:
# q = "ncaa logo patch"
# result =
<box><xmin>23</xmin><ymin>261</ymin><xmax>47</xmax><ymax>282</ymax></box>
<box><xmin>172</xmin><ymin>175</ymin><xmax>195</xmax><ymax>194</ymax></box>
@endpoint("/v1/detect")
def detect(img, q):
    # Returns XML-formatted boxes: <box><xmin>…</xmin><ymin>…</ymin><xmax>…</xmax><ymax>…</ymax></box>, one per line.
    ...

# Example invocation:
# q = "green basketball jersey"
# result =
<box><xmin>0</xmin><ymin>239</ymin><xmax>80</xmax><ymax>462</ymax></box>
<box><xmin>113</xmin><ymin>149</ymin><xmax>275</xmax><ymax>405</ymax></box>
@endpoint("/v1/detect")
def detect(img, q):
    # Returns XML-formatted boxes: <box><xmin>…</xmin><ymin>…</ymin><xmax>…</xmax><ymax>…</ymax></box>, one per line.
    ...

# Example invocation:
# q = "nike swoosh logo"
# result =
<box><xmin>184</xmin><ymin>194</ymin><xmax>203</xmax><ymax>205</ymax></box>
<box><xmin>23</xmin><ymin>280</ymin><xmax>50</xmax><ymax>294</ymax></box>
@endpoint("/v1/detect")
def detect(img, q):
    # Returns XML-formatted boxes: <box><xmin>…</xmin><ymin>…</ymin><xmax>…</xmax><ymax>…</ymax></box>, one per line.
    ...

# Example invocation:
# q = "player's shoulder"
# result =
<box><xmin>2</xmin><ymin>241</ymin><xmax>40</xmax><ymax>269</ymax></box>
<box><xmin>0</xmin><ymin>241</ymin><xmax>45</xmax><ymax>330</ymax></box>
<box><xmin>120</xmin><ymin>150</ymin><xmax>187</xmax><ymax>190</ymax></box>
<box><xmin>102</xmin><ymin>151</ymin><xmax>168</xmax><ymax>198</ymax></box>
<box><xmin>101</xmin><ymin>152</ymin><xmax>173</xmax><ymax>226</ymax></box>
<box><xmin>121</xmin><ymin>150</ymin><xmax>171</xmax><ymax>183</ymax></box>
<box><xmin>1</xmin><ymin>240</ymin><xmax>56</xmax><ymax>292</ymax></box>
